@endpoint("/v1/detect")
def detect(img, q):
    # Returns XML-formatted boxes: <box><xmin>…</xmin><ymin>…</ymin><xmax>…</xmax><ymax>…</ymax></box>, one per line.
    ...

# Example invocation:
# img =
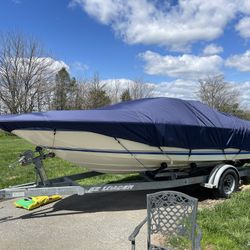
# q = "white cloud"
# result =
<box><xmin>102</xmin><ymin>78</ymin><xmax>134</xmax><ymax>88</ymax></box>
<box><xmin>102</xmin><ymin>78</ymin><xmax>198</xmax><ymax>100</ymax></box>
<box><xmin>203</xmin><ymin>44</ymin><xmax>223</xmax><ymax>55</ymax></box>
<box><xmin>235</xmin><ymin>16</ymin><xmax>250</xmax><ymax>38</ymax></box>
<box><xmin>153</xmin><ymin>79</ymin><xmax>198</xmax><ymax>99</ymax></box>
<box><xmin>72</xmin><ymin>0</ymin><xmax>123</xmax><ymax>24</ymax></box>
<box><xmin>237</xmin><ymin>0</ymin><xmax>250</xmax><ymax>14</ymax></box>
<box><xmin>46</xmin><ymin>58</ymin><xmax>69</xmax><ymax>72</ymax></box>
<box><xmin>71</xmin><ymin>0</ymin><xmax>239</xmax><ymax>51</ymax></box>
<box><xmin>225</xmin><ymin>50</ymin><xmax>250</xmax><ymax>71</ymax></box>
<box><xmin>72</xmin><ymin>61</ymin><xmax>89</xmax><ymax>72</ymax></box>
<box><xmin>234</xmin><ymin>82</ymin><xmax>250</xmax><ymax>109</ymax></box>
<box><xmin>0</xmin><ymin>57</ymin><xmax>69</xmax><ymax>76</ymax></box>
<box><xmin>140</xmin><ymin>51</ymin><xmax>223</xmax><ymax>79</ymax></box>
<box><xmin>101</xmin><ymin>78</ymin><xmax>155</xmax><ymax>102</ymax></box>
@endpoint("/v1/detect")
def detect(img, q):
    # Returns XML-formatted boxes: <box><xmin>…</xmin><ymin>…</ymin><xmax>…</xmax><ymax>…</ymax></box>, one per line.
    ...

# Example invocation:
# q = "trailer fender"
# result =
<box><xmin>203</xmin><ymin>164</ymin><xmax>240</xmax><ymax>189</ymax></box>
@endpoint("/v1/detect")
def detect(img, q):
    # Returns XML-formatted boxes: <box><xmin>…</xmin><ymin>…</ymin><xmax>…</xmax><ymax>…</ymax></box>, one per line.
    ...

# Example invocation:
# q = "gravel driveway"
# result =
<box><xmin>0</xmin><ymin>186</ymin><xmax>217</xmax><ymax>250</ymax></box>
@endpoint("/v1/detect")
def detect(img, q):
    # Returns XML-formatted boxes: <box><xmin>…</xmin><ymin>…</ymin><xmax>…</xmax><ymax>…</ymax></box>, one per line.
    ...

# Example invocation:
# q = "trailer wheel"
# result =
<box><xmin>214</xmin><ymin>169</ymin><xmax>239</xmax><ymax>198</ymax></box>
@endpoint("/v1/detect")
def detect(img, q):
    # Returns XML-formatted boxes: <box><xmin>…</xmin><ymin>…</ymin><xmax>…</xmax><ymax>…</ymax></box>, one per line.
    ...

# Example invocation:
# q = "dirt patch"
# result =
<box><xmin>240</xmin><ymin>184</ymin><xmax>250</xmax><ymax>191</ymax></box>
<box><xmin>6</xmin><ymin>176</ymin><xmax>18</xmax><ymax>180</ymax></box>
<box><xmin>197</xmin><ymin>184</ymin><xmax>250</xmax><ymax>209</ymax></box>
<box><xmin>151</xmin><ymin>234</ymin><xmax>167</xmax><ymax>248</ymax></box>
<box><xmin>198</xmin><ymin>198</ymin><xmax>225</xmax><ymax>209</ymax></box>
<box><xmin>204</xmin><ymin>244</ymin><xmax>216</xmax><ymax>250</ymax></box>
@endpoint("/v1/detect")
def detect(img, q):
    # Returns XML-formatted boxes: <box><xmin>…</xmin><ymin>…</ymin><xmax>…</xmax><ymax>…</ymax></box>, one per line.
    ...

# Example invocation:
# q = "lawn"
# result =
<box><xmin>1</xmin><ymin>131</ymin><xmax>250</xmax><ymax>250</ymax></box>
<box><xmin>198</xmin><ymin>190</ymin><xmax>250</xmax><ymax>250</ymax></box>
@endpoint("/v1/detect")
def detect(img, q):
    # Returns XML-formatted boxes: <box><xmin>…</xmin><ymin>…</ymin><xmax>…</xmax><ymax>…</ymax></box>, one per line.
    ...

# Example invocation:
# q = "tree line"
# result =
<box><xmin>0</xmin><ymin>32</ymin><xmax>249</xmax><ymax>119</ymax></box>
<box><xmin>51</xmin><ymin>69</ymin><xmax>155</xmax><ymax>110</ymax></box>
<box><xmin>0</xmin><ymin>33</ymin><xmax>154</xmax><ymax>114</ymax></box>
<box><xmin>197</xmin><ymin>75</ymin><xmax>250</xmax><ymax>119</ymax></box>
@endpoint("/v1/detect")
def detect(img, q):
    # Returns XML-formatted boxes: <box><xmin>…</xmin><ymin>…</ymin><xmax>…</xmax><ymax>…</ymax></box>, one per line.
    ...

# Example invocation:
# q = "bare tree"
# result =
<box><xmin>129</xmin><ymin>78</ymin><xmax>155</xmax><ymax>99</ymax></box>
<box><xmin>74</xmin><ymin>78</ymin><xmax>90</xmax><ymax>109</ymax></box>
<box><xmin>106</xmin><ymin>79</ymin><xmax>122</xmax><ymax>104</ymax></box>
<box><xmin>0</xmin><ymin>32</ymin><xmax>55</xmax><ymax>114</ymax></box>
<box><xmin>0</xmin><ymin>99</ymin><xmax>6</xmax><ymax>114</ymax></box>
<box><xmin>198</xmin><ymin>75</ymin><xmax>241</xmax><ymax>114</ymax></box>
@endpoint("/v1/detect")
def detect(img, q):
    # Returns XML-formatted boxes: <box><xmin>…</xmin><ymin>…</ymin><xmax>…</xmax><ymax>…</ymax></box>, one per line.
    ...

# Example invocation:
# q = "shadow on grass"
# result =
<box><xmin>0</xmin><ymin>184</ymin><xmax>215</xmax><ymax>223</ymax></box>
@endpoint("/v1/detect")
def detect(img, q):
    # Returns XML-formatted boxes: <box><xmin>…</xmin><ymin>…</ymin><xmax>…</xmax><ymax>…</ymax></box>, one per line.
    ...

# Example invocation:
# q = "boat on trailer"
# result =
<box><xmin>1</xmin><ymin>97</ymin><xmax>250</xmax><ymax>174</ymax></box>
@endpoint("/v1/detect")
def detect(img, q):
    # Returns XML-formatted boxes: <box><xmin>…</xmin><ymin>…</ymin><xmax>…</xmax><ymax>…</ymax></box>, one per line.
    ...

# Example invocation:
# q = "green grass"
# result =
<box><xmin>0</xmin><ymin>131</ymin><xmax>139</xmax><ymax>188</ymax></box>
<box><xmin>199</xmin><ymin>190</ymin><xmax>250</xmax><ymax>250</ymax></box>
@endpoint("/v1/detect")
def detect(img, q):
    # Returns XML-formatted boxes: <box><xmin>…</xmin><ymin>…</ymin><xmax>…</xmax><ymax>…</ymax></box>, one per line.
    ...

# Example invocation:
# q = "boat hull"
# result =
<box><xmin>13</xmin><ymin>129</ymin><xmax>250</xmax><ymax>173</ymax></box>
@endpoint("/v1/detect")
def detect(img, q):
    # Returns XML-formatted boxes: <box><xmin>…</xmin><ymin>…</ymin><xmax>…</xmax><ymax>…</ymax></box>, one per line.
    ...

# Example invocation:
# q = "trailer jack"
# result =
<box><xmin>14</xmin><ymin>146</ymin><xmax>55</xmax><ymax>186</ymax></box>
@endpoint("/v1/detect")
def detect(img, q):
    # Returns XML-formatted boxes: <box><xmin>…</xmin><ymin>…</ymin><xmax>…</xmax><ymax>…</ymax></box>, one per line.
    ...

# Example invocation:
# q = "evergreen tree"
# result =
<box><xmin>86</xmin><ymin>73</ymin><xmax>111</xmax><ymax>108</ymax></box>
<box><xmin>120</xmin><ymin>88</ymin><xmax>132</xmax><ymax>101</ymax></box>
<box><xmin>67</xmin><ymin>77</ymin><xmax>79</xmax><ymax>109</ymax></box>
<box><xmin>53</xmin><ymin>67</ymin><xmax>75</xmax><ymax>110</ymax></box>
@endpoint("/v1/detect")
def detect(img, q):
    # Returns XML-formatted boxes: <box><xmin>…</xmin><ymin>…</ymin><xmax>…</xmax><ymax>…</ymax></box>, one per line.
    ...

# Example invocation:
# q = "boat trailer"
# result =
<box><xmin>1</xmin><ymin>147</ymin><xmax>250</xmax><ymax>199</ymax></box>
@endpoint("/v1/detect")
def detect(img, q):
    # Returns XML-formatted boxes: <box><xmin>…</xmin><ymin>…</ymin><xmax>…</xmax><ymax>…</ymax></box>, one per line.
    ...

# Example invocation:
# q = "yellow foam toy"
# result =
<box><xmin>15</xmin><ymin>195</ymin><xmax>62</xmax><ymax>210</ymax></box>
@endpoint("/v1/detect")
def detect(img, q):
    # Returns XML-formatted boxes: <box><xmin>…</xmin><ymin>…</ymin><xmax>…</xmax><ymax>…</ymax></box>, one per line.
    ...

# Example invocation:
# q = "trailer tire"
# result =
<box><xmin>214</xmin><ymin>169</ymin><xmax>239</xmax><ymax>198</ymax></box>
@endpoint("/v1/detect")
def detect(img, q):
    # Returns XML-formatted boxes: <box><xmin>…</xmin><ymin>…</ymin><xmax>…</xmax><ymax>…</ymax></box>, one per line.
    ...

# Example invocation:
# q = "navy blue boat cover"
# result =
<box><xmin>1</xmin><ymin>97</ymin><xmax>250</xmax><ymax>150</ymax></box>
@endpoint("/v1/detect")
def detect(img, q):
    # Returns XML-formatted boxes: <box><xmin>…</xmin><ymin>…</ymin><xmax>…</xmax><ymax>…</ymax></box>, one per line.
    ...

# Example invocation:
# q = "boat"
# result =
<box><xmin>1</xmin><ymin>97</ymin><xmax>250</xmax><ymax>174</ymax></box>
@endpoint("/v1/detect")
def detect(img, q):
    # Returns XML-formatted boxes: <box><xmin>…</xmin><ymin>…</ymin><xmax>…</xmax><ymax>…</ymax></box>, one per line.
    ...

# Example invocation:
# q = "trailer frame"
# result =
<box><xmin>1</xmin><ymin>148</ymin><xmax>250</xmax><ymax>199</ymax></box>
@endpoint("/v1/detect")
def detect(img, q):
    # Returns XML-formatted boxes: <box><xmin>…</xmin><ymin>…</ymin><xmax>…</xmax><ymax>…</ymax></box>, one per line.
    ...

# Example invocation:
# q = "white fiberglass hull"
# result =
<box><xmin>13</xmin><ymin>130</ymin><xmax>250</xmax><ymax>173</ymax></box>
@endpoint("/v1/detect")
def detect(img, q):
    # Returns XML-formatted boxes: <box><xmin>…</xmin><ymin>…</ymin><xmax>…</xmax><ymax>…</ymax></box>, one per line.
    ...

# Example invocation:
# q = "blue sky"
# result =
<box><xmin>1</xmin><ymin>0</ymin><xmax>250</xmax><ymax>105</ymax></box>
<box><xmin>0</xmin><ymin>0</ymin><xmax>162</xmax><ymax>81</ymax></box>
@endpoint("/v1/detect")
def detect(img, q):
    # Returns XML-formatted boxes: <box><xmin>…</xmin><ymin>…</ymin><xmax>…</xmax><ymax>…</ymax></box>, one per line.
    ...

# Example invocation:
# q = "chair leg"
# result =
<box><xmin>131</xmin><ymin>240</ymin><xmax>135</xmax><ymax>250</ymax></box>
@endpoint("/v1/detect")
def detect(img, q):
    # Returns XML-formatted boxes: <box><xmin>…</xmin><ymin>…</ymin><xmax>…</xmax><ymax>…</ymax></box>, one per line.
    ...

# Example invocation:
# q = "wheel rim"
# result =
<box><xmin>223</xmin><ymin>174</ymin><xmax>235</xmax><ymax>195</ymax></box>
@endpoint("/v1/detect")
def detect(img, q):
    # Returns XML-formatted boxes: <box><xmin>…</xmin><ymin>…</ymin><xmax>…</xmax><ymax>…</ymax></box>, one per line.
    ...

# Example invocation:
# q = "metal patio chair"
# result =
<box><xmin>128</xmin><ymin>191</ymin><xmax>202</xmax><ymax>250</ymax></box>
